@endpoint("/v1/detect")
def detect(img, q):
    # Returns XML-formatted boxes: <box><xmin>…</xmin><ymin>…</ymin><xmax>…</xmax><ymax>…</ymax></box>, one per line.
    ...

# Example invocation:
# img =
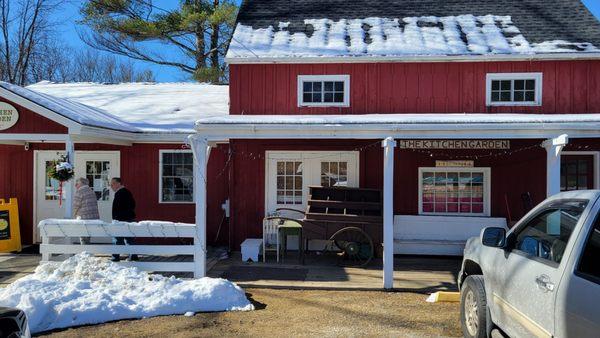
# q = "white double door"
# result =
<box><xmin>266</xmin><ymin>151</ymin><xmax>359</xmax><ymax>215</ymax></box>
<box><xmin>34</xmin><ymin>151</ymin><xmax>120</xmax><ymax>242</ymax></box>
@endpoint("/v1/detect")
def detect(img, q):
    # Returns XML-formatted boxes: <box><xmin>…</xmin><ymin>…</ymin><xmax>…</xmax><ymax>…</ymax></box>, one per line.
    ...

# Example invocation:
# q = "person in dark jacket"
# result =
<box><xmin>110</xmin><ymin>177</ymin><xmax>138</xmax><ymax>262</ymax></box>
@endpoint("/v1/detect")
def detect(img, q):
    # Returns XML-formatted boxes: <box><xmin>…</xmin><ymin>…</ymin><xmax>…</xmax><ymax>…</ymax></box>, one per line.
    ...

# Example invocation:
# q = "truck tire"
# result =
<box><xmin>460</xmin><ymin>275</ymin><xmax>488</xmax><ymax>338</ymax></box>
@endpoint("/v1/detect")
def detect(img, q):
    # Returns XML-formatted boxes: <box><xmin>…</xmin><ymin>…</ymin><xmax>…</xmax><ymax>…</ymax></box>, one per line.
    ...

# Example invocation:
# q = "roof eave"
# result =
<box><xmin>226</xmin><ymin>52</ymin><xmax>600</xmax><ymax>64</ymax></box>
<box><xmin>193</xmin><ymin>121</ymin><xmax>600</xmax><ymax>141</ymax></box>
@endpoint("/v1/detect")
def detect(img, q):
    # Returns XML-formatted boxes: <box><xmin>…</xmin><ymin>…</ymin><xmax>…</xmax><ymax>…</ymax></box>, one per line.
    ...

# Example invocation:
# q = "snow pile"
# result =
<box><xmin>227</xmin><ymin>15</ymin><xmax>599</xmax><ymax>59</ymax></box>
<box><xmin>26</xmin><ymin>82</ymin><xmax>230</xmax><ymax>133</ymax></box>
<box><xmin>0</xmin><ymin>253</ymin><xmax>254</xmax><ymax>334</ymax></box>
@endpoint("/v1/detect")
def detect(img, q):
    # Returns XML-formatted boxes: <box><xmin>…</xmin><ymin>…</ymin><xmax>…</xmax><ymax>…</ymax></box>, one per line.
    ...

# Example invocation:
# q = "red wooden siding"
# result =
<box><xmin>229</xmin><ymin>61</ymin><xmax>600</xmax><ymax>115</ymax></box>
<box><xmin>0</xmin><ymin>142</ymin><xmax>229</xmax><ymax>246</ymax></box>
<box><xmin>226</xmin><ymin>138</ymin><xmax>600</xmax><ymax>249</ymax></box>
<box><xmin>0</xmin><ymin>98</ymin><xmax>67</xmax><ymax>134</ymax></box>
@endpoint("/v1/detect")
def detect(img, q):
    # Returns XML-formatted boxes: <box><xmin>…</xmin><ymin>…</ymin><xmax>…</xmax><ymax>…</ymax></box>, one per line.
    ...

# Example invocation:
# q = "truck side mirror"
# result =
<box><xmin>482</xmin><ymin>227</ymin><xmax>506</xmax><ymax>248</ymax></box>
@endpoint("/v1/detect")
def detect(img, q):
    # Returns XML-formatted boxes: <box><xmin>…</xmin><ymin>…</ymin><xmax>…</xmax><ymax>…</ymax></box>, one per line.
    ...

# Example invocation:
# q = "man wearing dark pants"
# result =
<box><xmin>110</xmin><ymin>177</ymin><xmax>138</xmax><ymax>262</ymax></box>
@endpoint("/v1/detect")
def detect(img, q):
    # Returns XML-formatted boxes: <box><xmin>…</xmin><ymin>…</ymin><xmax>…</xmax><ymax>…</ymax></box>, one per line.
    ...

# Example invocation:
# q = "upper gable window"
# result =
<box><xmin>486</xmin><ymin>73</ymin><xmax>543</xmax><ymax>106</ymax></box>
<box><xmin>297</xmin><ymin>75</ymin><xmax>350</xmax><ymax>107</ymax></box>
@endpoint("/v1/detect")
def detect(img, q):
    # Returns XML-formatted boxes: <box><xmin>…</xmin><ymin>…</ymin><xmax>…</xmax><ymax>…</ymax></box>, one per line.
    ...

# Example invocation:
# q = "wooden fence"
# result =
<box><xmin>38</xmin><ymin>219</ymin><xmax>203</xmax><ymax>277</ymax></box>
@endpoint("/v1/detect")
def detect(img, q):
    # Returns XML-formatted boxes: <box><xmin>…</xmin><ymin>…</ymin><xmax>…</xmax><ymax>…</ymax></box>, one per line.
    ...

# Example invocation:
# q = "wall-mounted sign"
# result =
<box><xmin>0</xmin><ymin>102</ymin><xmax>19</xmax><ymax>131</ymax></box>
<box><xmin>436</xmin><ymin>160</ymin><xmax>474</xmax><ymax>167</ymax></box>
<box><xmin>398</xmin><ymin>140</ymin><xmax>510</xmax><ymax>150</ymax></box>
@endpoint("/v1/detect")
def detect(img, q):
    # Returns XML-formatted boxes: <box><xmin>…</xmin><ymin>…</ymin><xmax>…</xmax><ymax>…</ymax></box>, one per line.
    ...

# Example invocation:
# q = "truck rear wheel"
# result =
<box><xmin>460</xmin><ymin>275</ymin><xmax>488</xmax><ymax>338</ymax></box>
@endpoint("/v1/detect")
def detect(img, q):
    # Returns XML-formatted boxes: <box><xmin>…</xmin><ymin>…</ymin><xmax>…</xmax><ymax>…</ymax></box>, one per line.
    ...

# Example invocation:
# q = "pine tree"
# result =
<box><xmin>80</xmin><ymin>0</ymin><xmax>237</xmax><ymax>83</ymax></box>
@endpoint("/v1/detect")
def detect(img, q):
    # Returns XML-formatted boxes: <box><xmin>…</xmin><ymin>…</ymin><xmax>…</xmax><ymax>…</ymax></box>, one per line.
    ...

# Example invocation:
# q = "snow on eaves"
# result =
<box><xmin>26</xmin><ymin>82</ymin><xmax>230</xmax><ymax>133</ymax></box>
<box><xmin>227</xmin><ymin>15</ymin><xmax>599</xmax><ymax>59</ymax></box>
<box><xmin>196</xmin><ymin>113</ymin><xmax>600</xmax><ymax>126</ymax></box>
<box><xmin>0</xmin><ymin>82</ymin><xmax>136</xmax><ymax>133</ymax></box>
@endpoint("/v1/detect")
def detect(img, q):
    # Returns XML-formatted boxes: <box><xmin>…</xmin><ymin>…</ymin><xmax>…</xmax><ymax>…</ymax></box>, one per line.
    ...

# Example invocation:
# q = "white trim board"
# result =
<box><xmin>194</xmin><ymin>123</ymin><xmax>600</xmax><ymax>141</ymax></box>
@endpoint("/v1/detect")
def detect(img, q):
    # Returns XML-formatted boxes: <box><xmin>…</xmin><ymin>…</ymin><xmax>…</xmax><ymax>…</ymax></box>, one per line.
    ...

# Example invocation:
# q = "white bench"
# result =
<box><xmin>394</xmin><ymin>215</ymin><xmax>508</xmax><ymax>256</ymax></box>
<box><xmin>241</xmin><ymin>238</ymin><xmax>263</xmax><ymax>262</ymax></box>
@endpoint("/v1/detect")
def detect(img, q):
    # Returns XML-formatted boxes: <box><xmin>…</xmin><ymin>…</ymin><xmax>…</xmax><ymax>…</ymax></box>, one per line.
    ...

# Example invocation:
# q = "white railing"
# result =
<box><xmin>38</xmin><ymin>219</ymin><xmax>202</xmax><ymax>277</ymax></box>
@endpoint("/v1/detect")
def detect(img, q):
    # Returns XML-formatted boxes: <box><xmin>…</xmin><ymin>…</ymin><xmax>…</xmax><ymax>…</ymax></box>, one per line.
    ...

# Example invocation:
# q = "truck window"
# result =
<box><xmin>577</xmin><ymin>214</ymin><xmax>600</xmax><ymax>284</ymax></box>
<box><xmin>514</xmin><ymin>200</ymin><xmax>588</xmax><ymax>264</ymax></box>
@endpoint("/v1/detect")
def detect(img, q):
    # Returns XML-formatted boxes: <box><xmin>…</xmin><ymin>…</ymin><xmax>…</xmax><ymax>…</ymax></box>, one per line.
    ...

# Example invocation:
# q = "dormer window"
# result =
<box><xmin>486</xmin><ymin>73</ymin><xmax>543</xmax><ymax>106</ymax></box>
<box><xmin>297</xmin><ymin>75</ymin><xmax>350</xmax><ymax>107</ymax></box>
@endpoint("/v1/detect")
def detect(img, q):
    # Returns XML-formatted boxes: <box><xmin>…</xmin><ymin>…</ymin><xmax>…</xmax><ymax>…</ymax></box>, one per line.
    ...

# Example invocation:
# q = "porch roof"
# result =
<box><xmin>194</xmin><ymin>113</ymin><xmax>600</xmax><ymax>140</ymax></box>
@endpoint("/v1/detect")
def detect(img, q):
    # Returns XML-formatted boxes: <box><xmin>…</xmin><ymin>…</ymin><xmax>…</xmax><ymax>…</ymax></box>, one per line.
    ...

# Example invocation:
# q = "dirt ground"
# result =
<box><xmin>40</xmin><ymin>288</ymin><xmax>461</xmax><ymax>337</ymax></box>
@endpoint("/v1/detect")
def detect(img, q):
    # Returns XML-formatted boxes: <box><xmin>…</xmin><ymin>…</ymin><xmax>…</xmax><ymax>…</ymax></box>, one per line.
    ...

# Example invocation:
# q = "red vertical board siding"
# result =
<box><xmin>224</xmin><ymin>139</ymin><xmax>600</xmax><ymax>249</ymax></box>
<box><xmin>0</xmin><ymin>142</ymin><xmax>229</xmax><ymax>246</ymax></box>
<box><xmin>229</xmin><ymin>60</ymin><xmax>600</xmax><ymax>115</ymax></box>
<box><xmin>0</xmin><ymin>98</ymin><xmax>67</xmax><ymax>134</ymax></box>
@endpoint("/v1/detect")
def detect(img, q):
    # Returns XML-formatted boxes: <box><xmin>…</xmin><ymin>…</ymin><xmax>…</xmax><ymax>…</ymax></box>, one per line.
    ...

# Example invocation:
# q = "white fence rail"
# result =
<box><xmin>38</xmin><ymin>219</ymin><xmax>202</xmax><ymax>277</ymax></box>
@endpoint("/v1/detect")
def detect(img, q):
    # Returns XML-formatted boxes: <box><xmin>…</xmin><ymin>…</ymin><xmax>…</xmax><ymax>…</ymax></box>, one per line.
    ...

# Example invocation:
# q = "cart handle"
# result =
<box><xmin>274</xmin><ymin>208</ymin><xmax>307</xmax><ymax>216</ymax></box>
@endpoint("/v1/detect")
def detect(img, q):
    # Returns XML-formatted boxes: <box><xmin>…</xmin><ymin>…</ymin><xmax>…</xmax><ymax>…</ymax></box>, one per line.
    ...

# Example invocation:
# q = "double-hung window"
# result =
<box><xmin>486</xmin><ymin>73</ymin><xmax>543</xmax><ymax>106</ymax></box>
<box><xmin>297</xmin><ymin>75</ymin><xmax>350</xmax><ymax>107</ymax></box>
<box><xmin>159</xmin><ymin>150</ymin><xmax>194</xmax><ymax>203</ymax></box>
<box><xmin>419</xmin><ymin>167</ymin><xmax>491</xmax><ymax>216</ymax></box>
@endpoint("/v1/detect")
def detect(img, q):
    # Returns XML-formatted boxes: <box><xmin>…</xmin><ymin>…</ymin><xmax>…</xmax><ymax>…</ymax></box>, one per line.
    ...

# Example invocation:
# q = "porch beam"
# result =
<box><xmin>382</xmin><ymin>136</ymin><xmax>396</xmax><ymax>290</ymax></box>
<box><xmin>189</xmin><ymin>135</ymin><xmax>211</xmax><ymax>278</ymax></box>
<box><xmin>64</xmin><ymin>136</ymin><xmax>75</xmax><ymax>219</ymax></box>
<box><xmin>542</xmin><ymin>134</ymin><xmax>569</xmax><ymax>197</ymax></box>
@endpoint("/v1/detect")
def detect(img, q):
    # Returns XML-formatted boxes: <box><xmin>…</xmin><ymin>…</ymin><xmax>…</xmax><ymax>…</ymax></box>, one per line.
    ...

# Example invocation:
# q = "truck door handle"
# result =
<box><xmin>535</xmin><ymin>274</ymin><xmax>555</xmax><ymax>292</ymax></box>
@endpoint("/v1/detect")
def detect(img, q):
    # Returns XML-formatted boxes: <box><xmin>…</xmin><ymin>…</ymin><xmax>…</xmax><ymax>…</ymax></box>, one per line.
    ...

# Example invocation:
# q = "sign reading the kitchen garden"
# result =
<box><xmin>398</xmin><ymin>140</ymin><xmax>510</xmax><ymax>150</ymax></box>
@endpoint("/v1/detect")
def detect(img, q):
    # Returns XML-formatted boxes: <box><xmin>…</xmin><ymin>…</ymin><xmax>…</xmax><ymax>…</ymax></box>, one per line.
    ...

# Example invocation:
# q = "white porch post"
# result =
<box><xmin>542</xmin><ymin>134</ymin><xmax>568</xmax><ymax>197</ymax></box>
<box><xmin>189</xmin><ymin>135</ymin><xmax>211</xmax><ymax>278</ymax></box>
<box><xmin>64</xmin><ymin>136</ymin><xmax>74</xmax><ymax>218</ymax></box>
<box><xmin>382</xmin><ymin>137</ymin><xmax>396</xmax><ymax>290</ymax></box>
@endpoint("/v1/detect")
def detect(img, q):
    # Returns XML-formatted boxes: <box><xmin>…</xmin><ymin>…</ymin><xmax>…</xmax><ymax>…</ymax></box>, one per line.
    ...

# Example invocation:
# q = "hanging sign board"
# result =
<box><xmin>0</xmin><ymin>198</ymin><xmax>21</xmax><ymax>253</ymax></box>
<box><xmin>0</xmin><ymin>102</ymin><xmax>19</xmax><ymax>131</ymax></box>
<box><xmin>436</xmin><ymin>160</ymin><xmax>475</xmax><ymax>167</ymax></box>
<box><xmin>398</xmin><ymin>140</ymin><xmax>510</xmax><ymax>150</ymax></box>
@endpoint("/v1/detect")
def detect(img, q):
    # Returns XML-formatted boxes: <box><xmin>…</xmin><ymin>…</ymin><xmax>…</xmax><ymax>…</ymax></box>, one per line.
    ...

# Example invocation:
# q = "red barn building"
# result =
<box><xmin>0</xmin><ymin>82</ymin><xmax>230</xmax><ymax>247</ymax></box>
<box><xmin>2</xmin><ymin>0</ymin><xmax>600</xmax><ymax>289</ymax></box>
<box><xmin>187</xmin><ymin>0</ymin><xmax>600</xmax><ymax>287</ymax></box>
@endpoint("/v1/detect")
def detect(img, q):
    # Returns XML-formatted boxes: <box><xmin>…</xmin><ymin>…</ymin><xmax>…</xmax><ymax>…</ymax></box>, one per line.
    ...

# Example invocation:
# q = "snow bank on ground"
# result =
<box><xmin>0</xmin><ymin>253</ymin><xmax>253</xmax><ymax>334</ymax></box>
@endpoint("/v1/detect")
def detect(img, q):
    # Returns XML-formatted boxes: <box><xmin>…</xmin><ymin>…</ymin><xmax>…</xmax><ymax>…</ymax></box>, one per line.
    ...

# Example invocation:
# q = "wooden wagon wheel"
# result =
<box><xmin>329</xmin><ymin>227</ymin><xmax>374</xmax><ymax>267</ymax></box>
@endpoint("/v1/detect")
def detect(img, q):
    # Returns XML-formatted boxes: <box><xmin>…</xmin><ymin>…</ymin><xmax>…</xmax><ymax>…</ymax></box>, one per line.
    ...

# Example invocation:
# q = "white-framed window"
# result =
<box><xmin>159</xmin><ymin>150</ymin><xmax>194</xmax><ymax>203</ymax></box>
<box><xmin>418</xmin><ymin>167</ymin><xmax>491</xmax><ymax>216</ymax></box>
<box><xmin>486</xmin><ymin>73</ymin><xmax>543</xmax><ymax>106</ymax></box>
<box><xmin>297</xmin><ymin>75</ymin><xmax>350</xmax><ymax>107</ymax></box>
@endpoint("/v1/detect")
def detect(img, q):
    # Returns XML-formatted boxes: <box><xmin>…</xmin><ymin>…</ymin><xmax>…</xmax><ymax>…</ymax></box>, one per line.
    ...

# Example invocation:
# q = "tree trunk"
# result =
<box><xmin>209</xmin><ymin>0</ymin><xmax>219</xmax><ymax>69</ymax></box>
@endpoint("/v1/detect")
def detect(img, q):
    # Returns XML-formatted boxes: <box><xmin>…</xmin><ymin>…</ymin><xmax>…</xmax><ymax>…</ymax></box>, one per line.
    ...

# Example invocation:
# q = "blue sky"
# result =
<box><xmin>56</xmin><ymin>0</ymin><xmax>600</xmax><ymax>82</ymax></box>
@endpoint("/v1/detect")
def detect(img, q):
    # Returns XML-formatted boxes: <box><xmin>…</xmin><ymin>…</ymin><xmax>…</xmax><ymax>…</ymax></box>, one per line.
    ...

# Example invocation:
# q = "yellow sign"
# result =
<box><xmin>0</xmin><ymin>198</ymin><xmax>21</xmax><ymax>253</ymax></box>
<box><xmin>398</xmin><ymin>140</ymin><xmax>510</xmax><ymax>150</ymax></box>
<box><xmin>0</xmin><ymin>102</ymin><xmax>19</xmax><ymax>131</ymax></box>
<box><xmin>436</xmin><ymin>160</ymin><xmax>475</xmax><ymax>167</ymax></box>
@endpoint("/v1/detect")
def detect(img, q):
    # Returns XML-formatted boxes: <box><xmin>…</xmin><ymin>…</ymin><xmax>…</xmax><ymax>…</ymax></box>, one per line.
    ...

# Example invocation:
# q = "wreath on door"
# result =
<box><xmin>46</xmin><ymin>154</ymin><xmax>74</xmax><ymax>206</ymax></box>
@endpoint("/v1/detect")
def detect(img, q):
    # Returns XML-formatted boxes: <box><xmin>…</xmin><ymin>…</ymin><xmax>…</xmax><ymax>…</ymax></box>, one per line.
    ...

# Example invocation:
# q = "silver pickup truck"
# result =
<box><xmin>458</xmin><ymin>190</ymin><xmax>600</xmax><ymax>338</ymax></box>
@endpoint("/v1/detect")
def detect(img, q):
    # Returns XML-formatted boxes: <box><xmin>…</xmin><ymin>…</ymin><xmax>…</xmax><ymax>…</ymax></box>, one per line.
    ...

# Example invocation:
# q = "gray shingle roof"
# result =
<box><xmin>228</xmin><ymin>0</ymin><xmax>600</xmax><ymax>59</ymax></box>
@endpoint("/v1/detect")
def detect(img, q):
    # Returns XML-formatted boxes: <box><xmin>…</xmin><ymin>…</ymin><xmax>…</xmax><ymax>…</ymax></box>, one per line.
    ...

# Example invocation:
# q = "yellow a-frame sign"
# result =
<box><xmin>0</xmin><ymin>198</ymin><xmax>21</xmax><ymax>252</ymax></box>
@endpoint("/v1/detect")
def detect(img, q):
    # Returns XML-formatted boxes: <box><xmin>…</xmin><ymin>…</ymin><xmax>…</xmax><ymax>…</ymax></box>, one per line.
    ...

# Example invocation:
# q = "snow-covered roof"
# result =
<box><xmin>26</xmin><ymin>82</ymin><xmax>229</xmax><ymax>133</ymax></box>
<box><xmin>228</xmin><ymin>0</ymin><xmax>600</xmax><ymax>60</ymax></box>
<box><xmin>0</xmin><ymin>82</ymin><xmax>135</xmax><ymax>132</ymax></box>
